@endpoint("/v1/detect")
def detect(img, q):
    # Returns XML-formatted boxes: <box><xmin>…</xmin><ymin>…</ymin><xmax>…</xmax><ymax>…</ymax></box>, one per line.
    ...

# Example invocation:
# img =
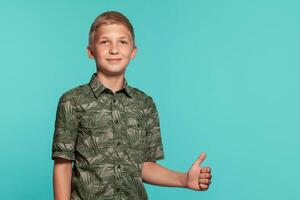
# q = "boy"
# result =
<box><xmin>52</xmin><ymin>11</ymin><xmax>212</xmax><ymax>200</ymax></box>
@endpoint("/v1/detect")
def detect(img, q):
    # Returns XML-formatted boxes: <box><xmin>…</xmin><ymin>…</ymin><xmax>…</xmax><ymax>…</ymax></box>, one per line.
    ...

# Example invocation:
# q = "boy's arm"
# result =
<box><xmin>141</xmin><ymin>153</ymin><xmax>212</xmax><ymax>191</ymax></box>
<box><xmin>141</xmin><ymin>161</ymin><xmax>187</xmax><ymax>187</ymax></box>
<box><xmin>52</xmin><ymin>93</ymin><xmax>79</xmax><ymax>199</ymax></box>
<box><xmin>53</xmin><ymin>158</ymin><xmax>73</xmax><ymax>200</ymax></box>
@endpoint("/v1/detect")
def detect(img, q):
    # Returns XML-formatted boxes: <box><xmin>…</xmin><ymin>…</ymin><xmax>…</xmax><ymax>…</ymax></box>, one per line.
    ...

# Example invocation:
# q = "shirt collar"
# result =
<box><xmin>89</xmin><ymin>73</ymin><xmax>132</xmax><ymax>98</ymax></box>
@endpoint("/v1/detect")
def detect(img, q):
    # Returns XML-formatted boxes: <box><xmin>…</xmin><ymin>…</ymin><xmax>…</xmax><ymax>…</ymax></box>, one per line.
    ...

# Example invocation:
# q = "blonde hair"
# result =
<box><xmin>88</xmin><ymin>11</ymin><xmax>135</xmax><ymax>46</ymax></box>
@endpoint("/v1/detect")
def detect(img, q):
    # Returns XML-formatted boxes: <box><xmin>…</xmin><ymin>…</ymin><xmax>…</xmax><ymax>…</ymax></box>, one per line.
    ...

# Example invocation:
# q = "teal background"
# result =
<box><xmin>0</xmin><ymin>0</ymin><xmax>299</xmax><ymax>199</ymax></box>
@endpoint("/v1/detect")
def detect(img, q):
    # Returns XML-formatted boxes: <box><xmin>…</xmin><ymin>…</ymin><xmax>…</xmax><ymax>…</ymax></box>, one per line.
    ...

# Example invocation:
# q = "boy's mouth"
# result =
<box><xmin>106</xmin><ymin>58</ymin><xmax>122</xmax><ymax>63</ymax></box>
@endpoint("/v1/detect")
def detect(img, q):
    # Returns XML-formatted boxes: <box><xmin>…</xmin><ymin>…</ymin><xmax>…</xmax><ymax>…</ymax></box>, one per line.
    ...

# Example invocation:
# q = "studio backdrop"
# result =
<box><xmin>0</xmin><ymin>0</ymin><xmax>299</xmax><ymax>199</ymax></box>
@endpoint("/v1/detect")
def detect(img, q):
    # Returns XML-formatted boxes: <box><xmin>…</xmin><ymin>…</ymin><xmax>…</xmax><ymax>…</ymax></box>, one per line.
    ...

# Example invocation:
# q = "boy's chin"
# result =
<box><xmin>96</xmin><ymin>68</ymin><xmax>127</xmax><ymax>77</ymax></box>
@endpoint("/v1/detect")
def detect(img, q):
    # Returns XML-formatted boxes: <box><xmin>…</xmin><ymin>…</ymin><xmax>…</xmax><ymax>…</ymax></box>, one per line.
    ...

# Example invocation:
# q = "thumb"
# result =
<box><xmin>192</xmin><ymin>152</ymin><xmax>206</xmax><ymax>167</ymax></box>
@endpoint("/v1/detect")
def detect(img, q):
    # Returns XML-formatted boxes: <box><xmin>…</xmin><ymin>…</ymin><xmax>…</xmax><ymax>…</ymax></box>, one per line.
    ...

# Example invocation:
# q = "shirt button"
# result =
<box><xmin>114</xmin><ymin>119</ymin><xmax>119</xmax><ymax>124</ymax></box>
<box><xmin>116</xmin><ymin>187</ymin><xmax>120</xmax><ymax>192</ymax></box>
<box><xmin>112</xmin><ymin>99</ymin><xmax>116</xmax><ymax>104</ymax></box>
<box><xmin>117</xmin><ymin>165</ymin><xmax>121</xmax><ymax>169</ymax></box>
<box><xmin>116</xmin><ymin>141</ymin><xmax>121</xmax><ymax>146</ymax></box>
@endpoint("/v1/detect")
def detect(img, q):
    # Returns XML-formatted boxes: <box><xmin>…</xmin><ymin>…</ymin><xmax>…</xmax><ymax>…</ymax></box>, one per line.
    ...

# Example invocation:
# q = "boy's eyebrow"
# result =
<box><xmin>99</xmin><ymin>36</ymin><xmax>130</xmax><ymax>40</ymax></box>
<box><xmin>119</xmin><ymin>36</ymin><xmax>130</xmax><ymax>39</ymax></box>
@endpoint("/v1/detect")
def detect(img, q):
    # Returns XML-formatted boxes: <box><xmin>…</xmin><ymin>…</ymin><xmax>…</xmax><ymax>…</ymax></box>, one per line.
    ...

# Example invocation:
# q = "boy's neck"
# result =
<box><xmin>95</xmin><ymin>71</ymin><xmax>125</xmax><ymax>94</ymax></box>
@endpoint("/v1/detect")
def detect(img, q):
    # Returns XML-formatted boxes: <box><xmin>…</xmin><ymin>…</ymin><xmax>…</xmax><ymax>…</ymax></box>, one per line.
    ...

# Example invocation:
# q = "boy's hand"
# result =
<box><xmin>186</xmin><ymin>153</ymin><xmax>212</xmax><ymax>191</ymax></box>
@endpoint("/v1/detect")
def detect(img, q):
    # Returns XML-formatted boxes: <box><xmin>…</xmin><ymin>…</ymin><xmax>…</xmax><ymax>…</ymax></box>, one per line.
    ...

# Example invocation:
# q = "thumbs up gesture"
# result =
<box><xmin>186</xmin><ymin>153</ymin><xmax>212</xmax><ymax>191</ymax></box>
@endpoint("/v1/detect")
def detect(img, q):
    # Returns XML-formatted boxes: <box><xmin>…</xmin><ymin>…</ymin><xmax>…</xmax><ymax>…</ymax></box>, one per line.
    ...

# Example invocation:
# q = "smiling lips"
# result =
<box><xmin>106</xmin><ymin>58</ymin><xmax>122</xmax><ymax>63</ymax></box>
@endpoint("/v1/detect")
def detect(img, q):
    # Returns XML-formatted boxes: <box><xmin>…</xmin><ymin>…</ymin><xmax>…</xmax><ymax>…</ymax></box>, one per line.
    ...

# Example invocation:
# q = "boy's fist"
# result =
<box><xmin>186</xmin><ymin>153</ymin><xmax>212</xmax><ymax>191</ymax></box>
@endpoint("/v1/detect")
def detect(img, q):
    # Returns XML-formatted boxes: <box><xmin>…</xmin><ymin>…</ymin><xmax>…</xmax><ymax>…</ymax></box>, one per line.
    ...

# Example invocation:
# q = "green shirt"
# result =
<box><xmin>51</xmin><ymin>73</ymin><xmax>165</xmax><ymax>200</ymax></box>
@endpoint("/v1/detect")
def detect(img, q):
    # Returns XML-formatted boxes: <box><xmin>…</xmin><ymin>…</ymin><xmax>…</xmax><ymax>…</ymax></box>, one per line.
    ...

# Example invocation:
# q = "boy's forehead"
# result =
<box><xmin>96</xmin><ymin>24</ymin><xmax>132</xmax><ymax>39</ymax></box>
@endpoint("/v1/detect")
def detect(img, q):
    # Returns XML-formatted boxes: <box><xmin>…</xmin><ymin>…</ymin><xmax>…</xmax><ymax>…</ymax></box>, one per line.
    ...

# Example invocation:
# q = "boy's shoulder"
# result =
<box><xmin>127</xmin><ymin>85</ymin><xmax>155</xmax><ymax>101</ymax></box>
<box><xmin>58</xmin><ymin>83</ymin><xmax>90</xmax><ymax>103</ymax></box>
<box><xmin>128</xmin><ymin>85</ymin><xmax>147</xmax><ymax>96</ymax></box>
<box><xmin>127</xmin><ymin>86</ymin><xmax>158</xmax><ymax>109</ymax></box>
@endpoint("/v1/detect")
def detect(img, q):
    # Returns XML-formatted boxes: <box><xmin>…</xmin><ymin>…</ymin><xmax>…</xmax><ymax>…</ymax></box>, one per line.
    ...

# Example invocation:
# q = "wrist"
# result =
<box><xmin>182</xmin><ymin>173</ymin><xmax>188</xmax><ymax>188</ymax></box>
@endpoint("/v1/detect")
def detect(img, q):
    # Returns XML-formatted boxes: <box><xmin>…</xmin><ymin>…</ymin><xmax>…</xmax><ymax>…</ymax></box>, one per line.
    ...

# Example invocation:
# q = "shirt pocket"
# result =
<box><xmin>77</xmin><ymin>111</ymin><xmax>114</xmax><ymax>150</ymax></box>
<box><xmin>126</xmin><ymin>118</ymin><xmax>148</xmax><ymax>150</ymax></box>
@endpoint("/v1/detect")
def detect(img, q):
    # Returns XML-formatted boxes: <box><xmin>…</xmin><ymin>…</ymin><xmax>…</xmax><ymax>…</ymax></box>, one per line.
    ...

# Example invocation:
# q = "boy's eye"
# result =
<box><xmin>120</xmin><ymin>40</ymin><xmax>128</xmax><ymax>44</ymax></box>
<box><xmin>100</xmin><ymin>40</ymin><xmax>108</xmax><ymax>44</ymax></box>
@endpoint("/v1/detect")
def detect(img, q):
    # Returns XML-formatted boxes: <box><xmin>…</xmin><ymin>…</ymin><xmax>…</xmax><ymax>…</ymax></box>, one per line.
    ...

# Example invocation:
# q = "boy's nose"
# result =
<box><xmin>109</xmin><ymin>43</ymin><xmax>119</xmax><ymax>54</ymax></box>
<box><xmin>109</xmin><ymin>48</ymin><xmax>118</xmax><ymax>54</ymax></box>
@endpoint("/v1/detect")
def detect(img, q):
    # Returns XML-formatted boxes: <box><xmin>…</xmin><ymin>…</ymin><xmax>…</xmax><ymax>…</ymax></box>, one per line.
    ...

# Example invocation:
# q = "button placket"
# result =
<box><xmin>112</xmin><ymin>96</ymin><xmax>119</xmax><ymax>124</ymax></box>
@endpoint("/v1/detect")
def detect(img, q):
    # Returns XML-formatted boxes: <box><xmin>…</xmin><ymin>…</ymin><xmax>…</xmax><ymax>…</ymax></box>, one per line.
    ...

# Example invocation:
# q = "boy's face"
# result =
<box><xmin>87</xmin><ymin>24</ymin><xmax>137</xmax><ymax>76</ymax></box>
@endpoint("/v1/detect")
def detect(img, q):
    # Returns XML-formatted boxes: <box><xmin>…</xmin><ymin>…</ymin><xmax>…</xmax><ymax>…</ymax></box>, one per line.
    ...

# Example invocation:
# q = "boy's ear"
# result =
<box><xmin>130</xmin><ymin>46</ymin><xmax>137</xmax><ymax>59</ymax></box>
<box><xmin>86</xmin><ymin>45</ymin><xmax>94</xmax><ymax>59</ymax></box>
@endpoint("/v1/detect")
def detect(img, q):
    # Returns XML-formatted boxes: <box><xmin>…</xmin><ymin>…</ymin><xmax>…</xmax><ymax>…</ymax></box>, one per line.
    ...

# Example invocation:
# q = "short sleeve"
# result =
<box><xmin>51</xmin><ymin>93</ymin><xmax>78</xmax><ymax>161</ymax></box>
<box><xmin>144</xmin><ymin>97</ymin><xmax>165</xmax><ymax>162</ymax></box>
